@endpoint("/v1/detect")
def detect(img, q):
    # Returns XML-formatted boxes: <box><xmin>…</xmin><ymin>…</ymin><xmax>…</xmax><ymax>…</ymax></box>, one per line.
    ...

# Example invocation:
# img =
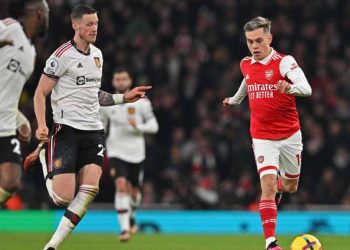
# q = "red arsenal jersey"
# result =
<box><xmin>240</xmin><ymin>50</ymin><xmax>300</xmax><ymax>140</ymax></box>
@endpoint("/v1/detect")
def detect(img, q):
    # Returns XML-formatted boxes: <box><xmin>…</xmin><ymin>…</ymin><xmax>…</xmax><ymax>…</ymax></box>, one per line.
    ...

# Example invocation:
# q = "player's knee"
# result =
<box><xmin>260</xmin><ymin>176</ymin><xmax>277</xmax><ymax>197</ymax></box>
<box><xmin>0</xmin><ymin>170</ymin><xmax>21</xmax><ymax>193</ymax></box>
<box><xmin>285</xmin><ymin>184</ymin><xmax>298</xmax><ymax>193</ymax></box>
<box><xmin>52</xmin><ymin>191</ymin><xmax>73</xmax><ymax>207</ymax></box>
<box><xmin>116</xmin><ymin>178</ymin><xmax>127</xmax><ymax>193</ymax></box>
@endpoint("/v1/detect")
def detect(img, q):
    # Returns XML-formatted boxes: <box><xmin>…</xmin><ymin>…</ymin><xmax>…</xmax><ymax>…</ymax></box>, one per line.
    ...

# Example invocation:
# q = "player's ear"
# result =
<box><xmin>268</xmin><ymin>34</ymin><xmax>273</xmax><ymax>45</ymax></box>
<box><xmin>72</xmin><ymin>21</ymin><xmax>79</xmax><ymax>31</ymax></box>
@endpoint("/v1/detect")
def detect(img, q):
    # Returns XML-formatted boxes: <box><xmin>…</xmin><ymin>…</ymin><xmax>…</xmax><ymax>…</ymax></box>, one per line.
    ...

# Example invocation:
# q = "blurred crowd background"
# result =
<box><xmin>1</xmin><ymin>0</ymin><xmax>350</xmax><ymax>210</ymax></box>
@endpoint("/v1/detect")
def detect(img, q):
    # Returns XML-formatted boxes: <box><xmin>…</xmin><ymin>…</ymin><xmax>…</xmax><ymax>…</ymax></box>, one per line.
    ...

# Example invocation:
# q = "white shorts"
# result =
<box><xmin>252</xmin><ymin>130</ymin><xmax>303</xmax><ymax>179</ymax></box>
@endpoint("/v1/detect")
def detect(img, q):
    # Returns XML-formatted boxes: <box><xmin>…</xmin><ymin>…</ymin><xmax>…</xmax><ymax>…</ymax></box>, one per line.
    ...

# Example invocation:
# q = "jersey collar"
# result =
<box><xmin>251</xmin><ymin>48</ymin><xmax>275</xmax><ymax>65</ymax></box>
<box><xmin>70</xmin><ymin>39</ymin><xmax>91</xmax><ymax>56</ymax></box>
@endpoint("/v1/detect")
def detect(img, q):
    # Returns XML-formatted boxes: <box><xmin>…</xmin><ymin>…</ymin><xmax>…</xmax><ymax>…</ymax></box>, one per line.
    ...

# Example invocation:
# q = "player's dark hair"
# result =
<box><xmin>8</xmin><ymin>0</ymin><xmax>45</xmax><ymax>18</ymax></box>
<box><xmin>71</xmin><ymin>4</ymin><xmax>97</xmax><ymax>21</ymax></box>
<box><xmin>113</xmin><ymin>67</ymin><xmax>133</xmax><ymax>79</ymax></box>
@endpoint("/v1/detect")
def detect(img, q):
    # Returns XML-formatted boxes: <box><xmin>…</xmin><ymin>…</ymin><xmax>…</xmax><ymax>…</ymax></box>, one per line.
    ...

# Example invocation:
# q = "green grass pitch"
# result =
<box><xmin>2</xmin><ymin>233</ymin><xmax>349</xmax><ymax>250</ymax></box>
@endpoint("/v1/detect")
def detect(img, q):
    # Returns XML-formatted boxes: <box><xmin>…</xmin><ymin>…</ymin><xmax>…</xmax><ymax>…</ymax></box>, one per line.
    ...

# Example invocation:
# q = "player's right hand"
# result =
<box><xmin>36</xmin><ymin>126</ymin><xmax>49</xmax><ymax>142</ymax></box>
<box><xmin>223</xmin><ymin>98</ymin><xmax>231</xmax><ymax>106</ymax></box>
<box><xmin>0</xmin><ymin>39</ymin><xmax>14</xmax><ymax>48</ymax></box>
<box><xmin>124</xmin><ymin>86</ymin><xmax>152</xmax><ymax>103</ymax></box>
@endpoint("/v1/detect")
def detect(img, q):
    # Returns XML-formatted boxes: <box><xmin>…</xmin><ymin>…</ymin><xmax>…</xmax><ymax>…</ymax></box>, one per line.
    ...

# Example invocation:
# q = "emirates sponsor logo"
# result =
<box><xmin>247</xmin><ymin>82</ymin><xmax>277</xmax><ymax>99</ymax></box>
<box><xmin>265</xmin><ymin>69</ymin><xmax>273</xmax><ymax>80</ymax></box>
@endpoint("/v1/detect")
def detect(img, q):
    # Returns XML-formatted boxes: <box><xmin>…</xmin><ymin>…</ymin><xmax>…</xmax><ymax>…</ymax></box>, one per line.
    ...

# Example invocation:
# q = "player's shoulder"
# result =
<box><xmin>0</xmin><ymin>18</ymin><xmax>21</xmax><ymax>32</ymax></box>
<box><xmin>241</xmin><ymin>56</ymin><xmax>252</xmax><ymax>62</ymax></box>
<box><xmin>0</xmin><ymin>18</ymin><xmax>19</xmax><ymax>27</ymax></box>
<box><xmin>276</xmin><ymin>52</ymin><xmax>297</xmax><ymax>65</ymax></box>
<box><xmin>138</xmin><ymin>97</ymin><xmax>154</xmax><ymax>110</ymax></box>
<box><xmin>90</xmin><ymin>44</ymin><xmax>102</xmax><ymax>55</ymax></box>
<box><xmin>52</xmin><ymin>41</ymin><xmax>74</xmax><ymax>59</ymax></box>
<box><xmin>271</xmin><ymin>50</ymin><xmax>285</xmax><ymax>61</ymax></box>
<box><xmin>240</xmin><ymin>56</ymin><xmax>252</xmax><ymax>69</ymax></box>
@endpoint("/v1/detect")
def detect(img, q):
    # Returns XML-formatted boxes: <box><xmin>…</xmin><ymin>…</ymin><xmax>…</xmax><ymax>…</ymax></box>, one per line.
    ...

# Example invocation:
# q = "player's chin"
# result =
<box><xmin>88</xmin><ymin>36</ymin><xmax>97</xmax><ymax>43</ymax></box>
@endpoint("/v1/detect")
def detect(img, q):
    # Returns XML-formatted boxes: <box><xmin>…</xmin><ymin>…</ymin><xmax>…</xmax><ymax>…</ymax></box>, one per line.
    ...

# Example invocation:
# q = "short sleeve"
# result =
<box><xmin>279</xmin><ymin>55</ymin><xmax>300</xmax><ymax>78</ymax></box>
<box><xmin>43</xmin><ymin>54</ymin><xmax>67</xmax><ymax>80</ymax></box>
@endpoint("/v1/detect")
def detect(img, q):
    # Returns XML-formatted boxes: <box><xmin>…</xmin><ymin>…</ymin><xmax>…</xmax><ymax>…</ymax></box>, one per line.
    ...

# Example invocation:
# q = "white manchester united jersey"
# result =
<box><xmin>0</xmin><ymin>18</ymin><xmax>36</xmax><ymax>136</ymax></box>
<box><xmin>43</xmin><ymin>40</ymin><xmax>104</xmax><ymax>130</ymax></box>
<box><xmin>100</xmin><ymin>98</ymin><xmax>159</xmax><ymax>163</ymax></box>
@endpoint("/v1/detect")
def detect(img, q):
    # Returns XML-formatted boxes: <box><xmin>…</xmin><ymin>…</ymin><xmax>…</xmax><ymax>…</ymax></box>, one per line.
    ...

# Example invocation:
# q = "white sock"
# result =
<box><xmin>0</xmin><ymin>187</ymin><xmax>13</xmax><ymax>207</ymax></box>
<box><xmin>115</xmin><ymin>192</ymin><xmax>130</xmax><ymax>232</ymax></box>
<box><xmin>44</xmin><ymin>216</ymin><xmax>73</xmax><ymax>249</ymax></box>
<box><xmin>266</xmin><ymin>236</ymin><xmax>276</xmax><ymax>249</ymax></box>
<box><xmin>46</xmin><ymin>185</ymin><xmax>99</xmax><ymax>249</ymax></box>
<box><xmin>129</xmin><ymin>192</ymin><xmax>142</xmax><ymax>218</ymax></box>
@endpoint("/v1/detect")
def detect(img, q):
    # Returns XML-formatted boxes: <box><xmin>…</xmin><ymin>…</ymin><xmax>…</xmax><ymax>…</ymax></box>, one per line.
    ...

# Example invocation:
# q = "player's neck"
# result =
<box><xmin>73</xmin><ymin>35</ymin><xmax>90</xmax><ymax>53</ymax></box>
<box><xmin>21</xmin><ymin>18</ymin><xmax>35</xmax><ymax>40</ymax></box>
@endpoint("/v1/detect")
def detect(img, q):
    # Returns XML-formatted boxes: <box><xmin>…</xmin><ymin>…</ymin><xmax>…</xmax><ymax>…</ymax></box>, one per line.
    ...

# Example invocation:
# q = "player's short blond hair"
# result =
<box><xmin>243</xmin><ymin>16</ymin><xmax>271</xmax><ymax>34</ymax></box>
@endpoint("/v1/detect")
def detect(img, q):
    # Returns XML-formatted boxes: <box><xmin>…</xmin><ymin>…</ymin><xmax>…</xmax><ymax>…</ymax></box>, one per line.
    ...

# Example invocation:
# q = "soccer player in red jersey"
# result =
<box><xmin>223</xmin><ymin>17</ymin><xmax>312</xmax><ymax>250</ymax></box>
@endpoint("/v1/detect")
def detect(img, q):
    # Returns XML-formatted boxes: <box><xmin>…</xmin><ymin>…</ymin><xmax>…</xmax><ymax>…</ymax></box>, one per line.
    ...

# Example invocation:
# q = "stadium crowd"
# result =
<box><xmin>1</xmin><ymin>0</ymin><xmax>350</xmax><ymax>209</ymax></box>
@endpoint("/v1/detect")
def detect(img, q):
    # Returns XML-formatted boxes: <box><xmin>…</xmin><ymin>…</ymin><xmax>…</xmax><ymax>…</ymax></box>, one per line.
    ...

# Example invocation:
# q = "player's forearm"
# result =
<box><xmin>135</xmin><ymin>118</ymin><xmax>159</xmax><ymax>134</ymax></box>
<box><xmin>98</xmin><ymin>90</ymin><xmax>124</xmax><ymax>106</ymax></box>
<box><xmin>287</xmin><ymin>70</ymin><xmax>312</xmax><ymax>97</ymax></box>
<box><xmin>34</xmin><ymin>90</ymin><xmax>47</xmax><ymax>127</ymax></box>
<box><xmin>288</xmin><ymin>80</ymin><xmax>312</xmax><ymax>96</ymax></box>
<box><xmin>229</xmin><ymin>79</ymin><xmax>247</xmax><ymax>105</ymax></box>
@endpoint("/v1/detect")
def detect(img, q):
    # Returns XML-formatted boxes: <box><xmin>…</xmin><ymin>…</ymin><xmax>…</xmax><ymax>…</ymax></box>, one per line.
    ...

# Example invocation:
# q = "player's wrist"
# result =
<box><xmin>112</xmin><ymin>94</ymin><xmax>124</xmax><ymax>104</ymax></box>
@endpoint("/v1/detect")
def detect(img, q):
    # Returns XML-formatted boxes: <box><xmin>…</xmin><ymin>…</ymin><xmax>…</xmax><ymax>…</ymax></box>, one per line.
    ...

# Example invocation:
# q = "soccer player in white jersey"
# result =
<box><xmin>100</xmin><ymin>68</ymin><xmax>159</xmax><ymax>241</ymax></box>
<box><xmin>223</xmin><ymin>17</ymin><xmax>312</xmax><ymax>250</ymax></box>
<box><xmin>0</xmin><ymin>0</ymin><xmax>49</xmax><ymax>207</ymax></box>
<box><xmin>33</xmin><ymin>5</ymin><xmax>151</xmax><ymax>250</ymax></box>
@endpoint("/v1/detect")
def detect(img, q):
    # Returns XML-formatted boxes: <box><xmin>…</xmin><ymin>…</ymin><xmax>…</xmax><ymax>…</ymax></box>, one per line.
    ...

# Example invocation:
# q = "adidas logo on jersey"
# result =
<box><xmin>246</xmin><ymin>74</ymin><xmax>250</xmax><ymax>80</ymax></box>
<box><xmin>18</xmin><ymin>46</ymin><xmax>24</xmax><ymax>52</ymax></box>
<box><xmin>77</xmin><ymin>62</ymin><xmax>83</xmax><ymax>68</ymax></box>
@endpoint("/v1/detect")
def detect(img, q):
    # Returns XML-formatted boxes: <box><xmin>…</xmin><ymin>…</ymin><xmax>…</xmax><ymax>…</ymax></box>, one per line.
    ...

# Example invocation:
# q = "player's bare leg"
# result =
<box><xmin>115</xmin><ymin>177</ymin><xmax>130</xmax><ymax>241</ymax></box>
<box><xmin>129</xmin><ymin>184</ymin><xmax>141</xmax><ymax>235</ymax></box>
<box><xmin>277</xmin><ymin>177</ymin><xmax>298</xmax><ymax>193</ymax></box>
<box><xmin>44</xmin><ymin>164</ymin><xmax>101</xmax><ymax>250</ymax></box>
<box><xmin>0</xmin><ymin>163</ymin><xmax>21</xmax><ymax>207</ymax></box>
<box><xmin>275</xmin><ymin>175</ymin><xmax>299</xmax><ymax>206</ymax></box>
<box><xmin>260</xmin><ymin>174</ymin><xmax>282</xmax><ymax>250</ymax></box>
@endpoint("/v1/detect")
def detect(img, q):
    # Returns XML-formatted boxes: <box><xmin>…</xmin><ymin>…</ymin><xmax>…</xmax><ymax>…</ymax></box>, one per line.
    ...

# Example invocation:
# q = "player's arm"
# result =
<box><xmin>223</xmin><ymin>79</ymin><xmax>248</xmax><ymax>106</ymax></box>
<box><xmin>277</xmin><ymin>55</ymin><xmax>312</xmax><ymax>97</ymax></box>
<box><xmin>129</xmin><ymin>100</ymin><xmax>159</xmax><ymax>133</ymax></box>
<box><xmin>98</xmin><ymin>86</ymin><xmax>152</xmax><ymax>106</ymax></box>
<box><xmin>34</xmin><ymin>74</ymin><xmax>57</xmax><ymax>141</ymax></box>
<box><xmin>0</xmin><ymin>22</ymin><xmax>14</xmax><ymax>48</ymax></box>
<box><xmin>16</xmin><ymin>110</ymin><xmax>31</xmax><ymax>143</ymax></box>
<box><xmin>0</xmin><ymin>39</ymin><xmax>13</xmax><ymax>48</ymax></box>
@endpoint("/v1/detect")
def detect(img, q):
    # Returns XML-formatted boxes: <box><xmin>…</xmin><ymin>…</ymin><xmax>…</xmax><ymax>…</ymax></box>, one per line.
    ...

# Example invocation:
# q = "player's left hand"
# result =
<box><xmin>277</xmin><ymin>80</ymin><xmax>291</xmax><ymax>94</ymax></box>
<box><xmin>128</xmin><ymin>118</ymin><xmax>137</xmax><ymax>128</ymax></box>
<box><xmin>124</xmin><ymin>86</ymin><xmax>152</xmax><ymax>103</ymax></box>
<box><xmin>0</xmin><ymin>39</ymin><xmax>14</xmax><ymax>48</ymax></box>
<box><xmin>18</xmin><ymin>123</ymin><xmax>31</xmax><ymax>143</ymax></box>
